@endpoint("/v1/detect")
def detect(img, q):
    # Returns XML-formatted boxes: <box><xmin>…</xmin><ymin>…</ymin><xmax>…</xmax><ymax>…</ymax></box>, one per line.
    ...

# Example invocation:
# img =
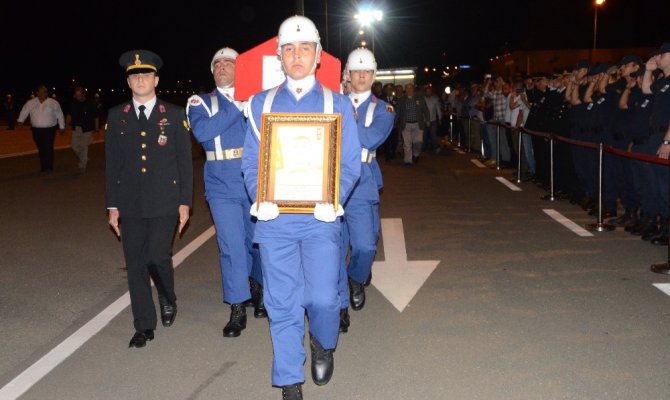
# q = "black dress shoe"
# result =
<box><xmin>160</xmin><ymin>303</ymin><xmax>177</xmax><ymax>327</ymax></box>
<box><xmin>339</xmin><ymin>308</ymin><xmax>350</xmax><ymax>333</ymax></box>
<box><xmin>223</xmin><ymin>303</ymin><xmax>247</xmax><ymax>337</ymax></box>
<box><xmin>349</xmin><ymin>278</ymin><xmax>366</xmax><ymax>311</ymax></box>
<box><xmin>250</xmin><ymin>278</ymin><xmax>268</xmax><ymax>319</ymax></box>
<box><xmin>281</xmin><ymin>384</ymin><xmax>303</xmax><ymax>400</ymax></box>
<box><xmin>310</xmin><ymin>335</ymin><xmax>334</xmax><ymax>386</ymax></box>
<box><xmin>128</xmin><ymin>330</ymin><xmax>154</xmax><ymax>348</ymax></box>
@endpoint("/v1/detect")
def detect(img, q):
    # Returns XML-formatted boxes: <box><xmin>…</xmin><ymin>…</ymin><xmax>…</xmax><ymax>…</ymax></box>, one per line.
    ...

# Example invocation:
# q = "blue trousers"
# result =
<box><xmin>209</xmin><ymin>196</ymin><xmax>261</xmax><ymax>304</ymax></box>
<box><xmin>259</xmin><ymin>228</ymin><xmax>341</xmax><ymax>386</ymax></box>
<box><xmin>338</xmin><ymin>198</ymin><xmax>380</xmax><ymax>308</ymax></box>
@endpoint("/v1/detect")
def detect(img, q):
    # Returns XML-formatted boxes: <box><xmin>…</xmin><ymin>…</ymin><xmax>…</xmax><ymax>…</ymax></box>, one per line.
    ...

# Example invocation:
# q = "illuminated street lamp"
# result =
<box><xmin>593</xmin><ymin>0</ymin><xmax>606</xmax><ymax>55</ymax></box>
<box><xmin>354</xmin><ymin>5</ymin><xmax>383</xmax><ymax>52</ymax></box>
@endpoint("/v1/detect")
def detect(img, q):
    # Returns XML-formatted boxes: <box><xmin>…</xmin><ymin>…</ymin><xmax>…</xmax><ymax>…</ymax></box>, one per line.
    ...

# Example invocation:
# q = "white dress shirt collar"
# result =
<box><xmin>349</xmin><ymin>90</ymin><xmax>371</xmax><ymax>109</ymax></box>
<box><xmin>286</xmin><ymin>75</ymin><xmax>316</xmax><ymax>101</ymax></box>
<box><xmin>133</xmin><ymin>96</ymin><xmax>157</xmax><ymax>119</ymax></box>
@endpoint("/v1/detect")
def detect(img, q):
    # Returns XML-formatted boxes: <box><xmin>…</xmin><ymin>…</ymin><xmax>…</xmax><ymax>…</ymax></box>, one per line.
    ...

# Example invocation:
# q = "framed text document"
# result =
<box><xmin>258</xmin><ymin>113</ymin><xmax>341</xmax><ymax>213</ymax></box>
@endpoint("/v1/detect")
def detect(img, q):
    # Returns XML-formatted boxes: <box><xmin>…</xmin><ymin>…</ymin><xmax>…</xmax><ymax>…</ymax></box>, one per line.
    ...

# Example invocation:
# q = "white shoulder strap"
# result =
<box><xmin>365</xmin><ymin>101</ymin><xmax>376</xmax><ymax>128</ymax></box>
<box><xmin>210</xmin><ymin>93</ymin><xmax>219</xmax><ymax>115</ymax></box>
<box><xmin>210</xmin><ymin>93</ymin><xmax>224</xmax><ymax>158</ymax></box>
<box><xmin>263</xmin><ymin>87</ymin><xmax>279</xmax><ymax>114</ymax></box>
<box><xmin>323</xmin><ymin>87</ymin><xmax>333</xmax><ymax>114</ymax></box>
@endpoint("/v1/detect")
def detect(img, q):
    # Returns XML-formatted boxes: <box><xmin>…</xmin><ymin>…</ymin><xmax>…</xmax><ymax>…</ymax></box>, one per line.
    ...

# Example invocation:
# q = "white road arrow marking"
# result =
<box><xmin>372</xmin><ymin>218</ymin><xmax>439</xmax><ymax>312</ymax></box>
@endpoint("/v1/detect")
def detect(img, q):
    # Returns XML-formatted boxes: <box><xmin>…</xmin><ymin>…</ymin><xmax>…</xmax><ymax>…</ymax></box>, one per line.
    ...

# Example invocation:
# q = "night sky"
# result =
<box><xmin>5</xmin><ymin>0</ymin><xmax>669</xmax><ymax>101</ymax></box>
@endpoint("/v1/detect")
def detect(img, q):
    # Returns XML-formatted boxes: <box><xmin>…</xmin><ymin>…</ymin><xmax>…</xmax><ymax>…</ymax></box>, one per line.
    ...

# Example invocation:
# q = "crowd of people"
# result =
<box><xmin>441</xmin><ymin>46</ymin><xmax>670</xmax><ymax>247</ymax></box>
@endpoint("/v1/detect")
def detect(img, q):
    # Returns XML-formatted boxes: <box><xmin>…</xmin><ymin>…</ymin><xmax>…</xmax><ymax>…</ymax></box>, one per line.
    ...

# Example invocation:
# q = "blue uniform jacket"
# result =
<box><xmin>241</xmin><ymin>81</ymin><xmax>361</xmax><ymax>242</ymax></box>
<box><xmin>350</xmin><ymin>95</ymin><xmax>394</xmax><ymax>201</ymax></box>
<box><xmin>187</xmin><ymin>90</ymin><xmax>248</xmax><ymax>200</ymax></box>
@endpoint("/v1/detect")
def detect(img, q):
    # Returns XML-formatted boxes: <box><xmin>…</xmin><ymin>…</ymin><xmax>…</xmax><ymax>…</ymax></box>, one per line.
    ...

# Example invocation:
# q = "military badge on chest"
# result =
<box><xmin>158</xmin><ymin>117</ymin><xmax>170</xmax><ymax>146</ymax></box>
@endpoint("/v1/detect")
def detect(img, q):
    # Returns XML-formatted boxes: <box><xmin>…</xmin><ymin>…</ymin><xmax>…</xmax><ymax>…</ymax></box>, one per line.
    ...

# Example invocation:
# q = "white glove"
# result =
<box><xmin>250</xmin><ymin>202</ymin><xmax>280</xmax><ymax>221</ymax></box>
<box><xmin>313</xmin><ymin>203</ymin><xmax>344</xmax><ymax>223</ymax></box>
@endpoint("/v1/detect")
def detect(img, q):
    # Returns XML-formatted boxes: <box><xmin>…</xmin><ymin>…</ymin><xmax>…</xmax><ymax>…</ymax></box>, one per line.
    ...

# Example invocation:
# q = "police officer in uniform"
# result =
<box><xmin>186</xmin><ymin>47</ymin><xmax>265</xmax><ymax>339</ymax></box>
<box><xmin>337</xmin><ymin>48</ymin><xmax>394</xmax><ymax>332</ymax></box>
<box><xmin>241</xmin><ymin>15</ymin><xmax>361</xmax><ymax>400</ymax></box>
<box><xmin>621</xmin><ymin>65</ymin><xmax>654</xmax><ymax>233</ymax></box>
<box><xmin>106</xmin><ymin>50</ymin><xmax>193</xmax><ymax>348</ymax></box>
<box><xmin>641</xmin><ymin>43</ymin><xmax>670</xmax><ymax>244</ymax></box>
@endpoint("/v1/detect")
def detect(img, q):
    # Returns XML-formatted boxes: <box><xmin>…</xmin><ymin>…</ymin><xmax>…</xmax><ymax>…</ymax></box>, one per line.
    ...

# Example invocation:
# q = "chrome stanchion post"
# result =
<box><xmin>516</xmin><ymin>128</ymin><xmax>522</xmax><ymax>183</ymax></box>
<box><xmin>457</xmin><ymin>116</ymin><xmax>462</xmax><ymax>148</ymax></box>
<box><xmin>651</xmin><ymin>176</ymin><xmax>670</xmax><ymax>274</ymax></box>
<box><xmin>496</xmin><ymin>124</ymin><xmax>501</xmax><ymax>171</ymax></box>
<box><xmin>586</xmin><ymin>142</ymin><xmax>615</xmax><ymax>232</ymax></box>
<box><xmin>541</xmin><ymin>136</ymin><xmax>556</xmax><ymax>201</ymax></box>
<box><xmin>449</xmin><ymin>114</ymin><xmax>454</xmax><ymax>143</ymax></box>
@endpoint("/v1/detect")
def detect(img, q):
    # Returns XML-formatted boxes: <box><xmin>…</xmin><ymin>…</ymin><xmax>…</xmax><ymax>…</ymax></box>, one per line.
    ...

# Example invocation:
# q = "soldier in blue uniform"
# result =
<box><xmin>186</xmin><ymin>47</ymin><xmax>265</xmax><ymax>339</ymax></box>
<box><xmin>105</xmin><ymin>50</ymin><xmax>193</xmax><ymax>348</ymax></box>
<box><xmin>241</xmin><ymin>15</ymin><xmax>360</xmax><ymax>400</ymax></box>
<box><xmin>337</xmin><ymin>48</ymin><xmax>394</xmax><ymax>333</ymax></box>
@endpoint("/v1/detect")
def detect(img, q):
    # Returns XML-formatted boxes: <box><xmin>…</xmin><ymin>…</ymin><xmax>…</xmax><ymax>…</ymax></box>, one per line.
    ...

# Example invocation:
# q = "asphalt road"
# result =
<box><xmin>1</xmin><ymin>138</ymin><xmax>669</xmax><ymax>400</ymax></box>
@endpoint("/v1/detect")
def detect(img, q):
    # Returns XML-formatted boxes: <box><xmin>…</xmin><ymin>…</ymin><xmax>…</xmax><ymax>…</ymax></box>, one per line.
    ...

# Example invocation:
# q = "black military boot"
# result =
<box><xmin>249</xmin><ymin>278</ymin><xmax>267</xmax><ymax>318</ymax></box>
<box><xmin>223</xmin><ymin>303</ymin><xmax>247</xmax><ymax>337</ymax></box>
<box><xmin>349</xmin><ymin>278</ymin><xmax>366</xmax><ymax>311</ymax></box>
<box><xmin>651</xmin><ymin>219</ymin><xmax>669</xmax><ymax>246</ymax></box>
<box><xmin>281</xmin><ymin>384</ymin><xmax>303</xmax><ymax>400</ymax></box>
<box><xmin>339</xmin><ymin>308</ymin><xmax>350</xmax><ymax>333</ymax></box>
<box><xmin>310</xmin><ymin>334</ymin><xmax>334</xmax><ymax>386</ymax></box>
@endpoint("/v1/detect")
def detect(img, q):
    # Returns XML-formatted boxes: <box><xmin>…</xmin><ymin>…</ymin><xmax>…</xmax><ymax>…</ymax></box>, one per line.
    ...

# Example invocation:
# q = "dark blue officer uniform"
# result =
<box><xmin>105</xmin><ymin>98</ymin><xmax>193</xmax><ymax>332</ymax></box>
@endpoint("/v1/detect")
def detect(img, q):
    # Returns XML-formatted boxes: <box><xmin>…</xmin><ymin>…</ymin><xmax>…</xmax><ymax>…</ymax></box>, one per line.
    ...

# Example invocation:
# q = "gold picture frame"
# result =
<box><xmin>258</xmin><ymin>113</ymin><xmax>342</xmax><ymax>213</ymax></box>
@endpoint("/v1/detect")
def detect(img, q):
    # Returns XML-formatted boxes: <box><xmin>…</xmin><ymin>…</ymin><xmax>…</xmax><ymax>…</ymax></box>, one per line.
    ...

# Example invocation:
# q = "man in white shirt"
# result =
<box><xmin>17</xmin><ymin>85</ymin><xmax>65</xmax><ymax>172</ymax></box>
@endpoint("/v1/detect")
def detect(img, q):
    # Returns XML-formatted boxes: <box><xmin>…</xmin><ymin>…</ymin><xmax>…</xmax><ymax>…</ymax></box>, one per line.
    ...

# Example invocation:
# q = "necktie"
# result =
<box><xmin>138</xmin><ymin>105</ymin><xmax>148</xmax><ymax>125</ymax></box>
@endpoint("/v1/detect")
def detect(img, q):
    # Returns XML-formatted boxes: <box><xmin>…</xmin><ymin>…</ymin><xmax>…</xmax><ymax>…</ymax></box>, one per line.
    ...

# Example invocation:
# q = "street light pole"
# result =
<box><xmin>592</xmin><ymin>0</ymin><xmax>605</xmax><ymax>59</ymax></box>
<box><xmin>592</xmin><ymin>5</ymin><xmax>598</xmax><ymax>51</ymax></box>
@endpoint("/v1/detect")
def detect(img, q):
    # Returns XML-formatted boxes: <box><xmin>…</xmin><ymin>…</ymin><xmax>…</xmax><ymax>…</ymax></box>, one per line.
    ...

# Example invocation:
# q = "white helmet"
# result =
<box><xmin>210</xmin><ymin>47</ymin><xmax>239</xmax><ymax>73</ymax></box>
<box><xmin>346</xmin><ymin>47</ymin><xmax>377</xmax><ymax>73</ymax></box>
<box><xmin>277</xmin><ymin>15</ymin><xmax>321</xmax><ymax>54</ymax></box>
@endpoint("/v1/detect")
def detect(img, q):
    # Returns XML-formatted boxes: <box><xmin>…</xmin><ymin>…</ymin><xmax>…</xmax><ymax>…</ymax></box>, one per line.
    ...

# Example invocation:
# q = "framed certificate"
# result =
<box><xmin>258</xmin><ymin>113</ymin><xmax>341</xmax><ymax>213</ymax></box>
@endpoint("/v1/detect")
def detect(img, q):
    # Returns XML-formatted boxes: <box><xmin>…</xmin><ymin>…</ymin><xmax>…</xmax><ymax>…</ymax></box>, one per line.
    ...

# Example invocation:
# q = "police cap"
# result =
<box><xmin>119</xmin><ymin>50</ymin><xmax>163</xmax><ymax>75</ymax></box>
<box><xmin>651</xmin><ymin>42</ymin><xmax>670</xmax><ymax>57</ymax></box>
<box><xmin>586</xmin><ymin>63</ymin><xmax>610</xmax><ymax>77</ymax></box>
<box><xmin>618</xmin><ymin>54</ymin><xmax>643</xmax><ymax>67</ymax></box>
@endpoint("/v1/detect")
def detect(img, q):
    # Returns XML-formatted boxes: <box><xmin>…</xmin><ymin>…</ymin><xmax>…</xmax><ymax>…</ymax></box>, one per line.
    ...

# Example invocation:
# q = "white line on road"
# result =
<box><xmin>653</xmin><ymin>283</ymin><xmax>670</xmax><ymax>297</ymax></box>
<box><xmin>495</xmin><ymin>176</ymin><xmax>522</xmax><ymax>191</ymax></box>
<box><xmin>0</xmin><ymin>226</ymin><xmax>216</xmax><ymax>400</ymax></box>
<box><xmin>470</xmin><ymin>159</ymin><xmax>486</xmax><ymax>168</ymax></box>
<box><xmin>543</xmin><ymin>209</ymin><xmax>594</xmax><ymax>237</ymax></box>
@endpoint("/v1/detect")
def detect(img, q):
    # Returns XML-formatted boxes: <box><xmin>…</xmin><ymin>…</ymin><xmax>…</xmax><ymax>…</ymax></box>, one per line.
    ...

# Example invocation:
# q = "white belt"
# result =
<box><xmin>361</xmin><ymin>148</ymin><xmax>376</xmax><ymax>163</ymax></box>
<box><xmin>206</xmin><ymin>147</ymin><xmax>243</xmax><ymax>161</ymax></box>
